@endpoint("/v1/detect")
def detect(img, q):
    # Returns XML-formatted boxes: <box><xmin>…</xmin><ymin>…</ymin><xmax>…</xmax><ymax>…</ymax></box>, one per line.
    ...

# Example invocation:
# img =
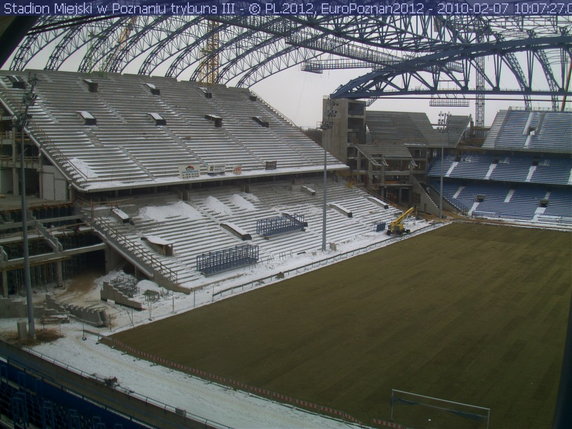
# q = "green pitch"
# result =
<box><xmin>111</xmin><ymin>223</ymin><xmax>572</xmax><ymax>428</ymax></box>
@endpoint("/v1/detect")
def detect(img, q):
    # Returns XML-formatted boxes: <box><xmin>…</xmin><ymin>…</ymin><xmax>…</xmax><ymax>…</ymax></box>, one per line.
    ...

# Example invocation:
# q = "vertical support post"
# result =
<box><xmin>1</xmin><ymin>270</ymin><xmax>8</xmax><ymax>298</ymax></box>
<box><xmin>321</xmin><ymin>97</ymin><xmax>337</xmax><ymax>252</ymax></box>
<box><xmin>439</xmin><ymin>145</ymin><xmax>444</xmax><ymax>219</ymax></box>
<box><xmin>56</xmin><ymin>261</ymin><xmax>63</xmax><ymax>288</ymax></box>
<box><xmin>322</xmin><ymin>145</ymin><xmax>327</xmax><ymax>252</ymax></box>
<box><xmin>20</xmin><ymin>126</ymin><xmax>35</xmax><ymax>340</ymax></box>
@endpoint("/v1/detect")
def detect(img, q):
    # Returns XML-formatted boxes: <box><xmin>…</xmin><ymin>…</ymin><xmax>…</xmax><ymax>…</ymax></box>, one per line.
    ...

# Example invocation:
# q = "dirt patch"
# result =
<box><xmin>1</xmin><ymin>328</ymin><xmax>63</xmax><ymax>346</ymax></box>
<box><xmin>66</xmin><ymin>272</ymin><xmax>100</xmax><ymax>294</ymax></box>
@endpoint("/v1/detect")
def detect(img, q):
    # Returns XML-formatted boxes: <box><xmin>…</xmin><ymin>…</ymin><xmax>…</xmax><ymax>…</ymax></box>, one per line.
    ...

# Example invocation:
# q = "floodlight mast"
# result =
<box><xmin>16</xmin><ymin>73</ymin><xmax>38</xmax><ymax>340</ymax></box>
<box><xmin>438</xmin><ymin>112</ymin><xmax>450</xmax><ymax>219</ymax></box>
<box><xmin>321</xmin><ymin>99</ymin><xmax>337</xmax><ymax>252</ymax></box>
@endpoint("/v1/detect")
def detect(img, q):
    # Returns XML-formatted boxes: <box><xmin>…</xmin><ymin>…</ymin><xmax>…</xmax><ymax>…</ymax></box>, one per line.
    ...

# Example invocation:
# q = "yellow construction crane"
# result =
<box><xmin>387</xmin><ymin>207</ymin><xmax>415</xmax><ymax>236</ymax></box>
<box><xmin>102</xmin><ymin>16</ymin><xmax>138</xmax><ymax>73</ymax></box>
<box><xmin>197</xmin><ymin>20</ymin><xmax>220</xmax><ymax>84</ymax></box>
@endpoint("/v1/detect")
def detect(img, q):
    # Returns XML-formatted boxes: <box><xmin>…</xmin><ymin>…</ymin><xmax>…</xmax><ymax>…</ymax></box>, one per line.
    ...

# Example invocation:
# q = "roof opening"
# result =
<box><xmin>249</xmin><ymin>94</ymin><xmax>258</xmax><ymax>101</ymax></box>
<box><xmin>7</xmin><ymin>75</ymin><xmax>26</xmax><ymax>89</ymax></box>
<box><xmin>83</xmin><ymin>79</ymin><xmax>98</xmax><ymax>93</ymax></box>
<box><xmin>77</xmin><ymin>111</ymin><xmax>96</xmax><ymax>125</ymax></box>
<box><xmin>200</xmin><ymin>87</ymin><xmax>212</xmax><ymax>99</ymax></box>
<box><xmin>148</xmin><ymin>112</ymin><xmax>166</xmax><ymax>126</ymax></box>
<box><xmin>205</xmin><ymin>114</ymin><xmax>222</xmax><ymax>127</ymax></box>
<box><xmin>252</xmin><ymin>116</ymin><xmax>269</xmax><ymax>127</ymax></box>
<box><xmin>145</xmin><ymin>83</ymin><xmax>160</xmax><ymax>95</ymax></box>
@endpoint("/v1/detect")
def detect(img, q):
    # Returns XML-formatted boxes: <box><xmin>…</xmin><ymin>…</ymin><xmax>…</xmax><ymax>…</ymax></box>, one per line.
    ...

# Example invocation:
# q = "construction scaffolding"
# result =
<box><xmin>196</xmin><ymin>244</ymin><xmax>259</xmax><ymax>276</ymax></box>
<box><xmin>256</xmin><ymin>214</ymin><xmax>306</xmax><ymax>237</ymax></box>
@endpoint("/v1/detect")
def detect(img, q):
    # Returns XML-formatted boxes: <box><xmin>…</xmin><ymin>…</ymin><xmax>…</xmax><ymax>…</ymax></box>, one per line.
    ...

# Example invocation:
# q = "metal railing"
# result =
<box><xmin>91</xmin><ymin>218</ymin><xmax>178</xmax><ymax>284</ymax></box>
<box><xmin>23</xmin><ymin>346</ymin><xmax>232</xmax><ymax>429</ymax></box>
<box><xmin>29</xmin><ymin>126</ymin><xmax>90</xmax><ymax>185</ymax></box>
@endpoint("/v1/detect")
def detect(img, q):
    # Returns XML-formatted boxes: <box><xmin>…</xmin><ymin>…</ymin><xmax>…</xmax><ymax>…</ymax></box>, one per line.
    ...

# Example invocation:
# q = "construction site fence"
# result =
<box><xmin>102</xmin><ymin>336</ymin><xmax>367</xmax><ymax>427</ymax></box>
<box><xmin>25</xmin><ymin>346</ymin><xmax>232</xmax><ymax>429</ymax></box>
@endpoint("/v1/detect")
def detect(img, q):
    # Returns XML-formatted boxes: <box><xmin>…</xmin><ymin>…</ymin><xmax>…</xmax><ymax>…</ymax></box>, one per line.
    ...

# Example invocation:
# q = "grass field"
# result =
<box><xmin>111</xmin><ymin>223</ymin><xmax>572</xmax><ymax>428</ymax></box>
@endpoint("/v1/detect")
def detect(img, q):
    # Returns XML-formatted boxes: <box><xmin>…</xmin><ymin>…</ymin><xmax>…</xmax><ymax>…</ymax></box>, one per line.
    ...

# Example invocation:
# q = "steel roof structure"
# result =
<box><xmin>3</xmin><ymin>15</ymin><xmax>572</xmax><ymax>109</ymax></box>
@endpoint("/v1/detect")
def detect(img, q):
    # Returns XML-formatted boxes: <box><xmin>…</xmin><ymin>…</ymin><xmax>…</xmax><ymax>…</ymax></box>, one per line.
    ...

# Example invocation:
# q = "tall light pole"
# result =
<box><xmin>437</xmin><ymin>112</ymin><xmax>450</xmax><ymax>219</ymax></box>
<box><xmin>321</xmin><ymin>99</ymin><xmax>337</xmax><ymax>252</ymax></box>
<box><xmin>16</xmin><ymin>74</ymin><xmax>38</xmax><ymax>339</ymax></box>
<box><xmin>322</xmin><ymin>139</ymin><xmax>327</xmax><ymax>252</ymax></box>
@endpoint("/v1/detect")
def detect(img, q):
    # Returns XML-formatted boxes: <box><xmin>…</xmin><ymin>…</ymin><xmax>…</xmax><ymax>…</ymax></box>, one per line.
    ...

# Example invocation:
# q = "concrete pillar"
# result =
<box><xmin>105</xmin><ymin>246</ymin><xmax>123</xmax><ymax>272</ymax></box>
<box><xmin>1</xmin><ymin>270</ymin><xmax>8</xmax><ymax>297</ymax></box>
<box><xmin>56</xmin><ymin>261</ymin><xmax>64</xmax><ymax>288</ymax></box>
<box><xmin>12</xmin><ymin>166</ymin><xmax>19</xmax><ymax>195</ymax></box>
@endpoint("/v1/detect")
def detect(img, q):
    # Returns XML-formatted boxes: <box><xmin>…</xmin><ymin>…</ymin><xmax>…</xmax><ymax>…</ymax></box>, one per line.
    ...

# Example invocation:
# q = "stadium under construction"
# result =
<box><xmin>0</xmin><ymin>12</ymin><xmax>571</xmax><ymax>429</ymax></box>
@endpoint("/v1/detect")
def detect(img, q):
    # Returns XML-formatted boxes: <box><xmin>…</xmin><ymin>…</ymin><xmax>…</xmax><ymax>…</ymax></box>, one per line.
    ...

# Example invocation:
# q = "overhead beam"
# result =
<box><xmin>0</xmin><ymin>17</ymin><xmax>38</xmax><ymax>68</ymax></box>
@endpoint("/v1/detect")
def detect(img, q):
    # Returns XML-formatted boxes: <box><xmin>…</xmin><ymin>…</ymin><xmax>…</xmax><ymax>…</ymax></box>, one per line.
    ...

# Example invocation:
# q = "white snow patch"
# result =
<box><xmin>139</xmin><ymin>201</ymin><xmax>203</xmax><ymax>221</ymax></box>
<box><xmin>143</xmin><ymin>235</ymin><xmax>171</xmax><ymax>246</ymax></box>
<box><xmin>94</xmin><ymin>270</ymin><xmax>136</xmax><ymax>289</ymax></box>
<box><xmin>230</xmin><ymin>194</ymin><xmax>256</xmax><ymax>211</ymax></box>
<box><xmin>240</xmin><ymin>192</ymin><xmax>260</xmax><ymax>203</ymax></box>
<box><xmin>205</xmin><ymin>196</ymin><xmax>233</xmax><ymax>216</ymax></box>
<box><xmin>69</xmin><ymin>157</ymin><xmax>98</xmax><ymax>178</ymax></box>
<box><xmin>24</xmin><ymin>333</ymin><xmax>363</xmax><ymax>429</ymax></box>
<box><xmin>136</xmin><ymin>279</ymin><xmax>164</xmax><ymax>295</ymax></box>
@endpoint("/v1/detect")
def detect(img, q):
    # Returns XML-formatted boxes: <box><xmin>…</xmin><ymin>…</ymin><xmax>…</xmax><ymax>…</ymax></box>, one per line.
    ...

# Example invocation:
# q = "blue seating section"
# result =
<box><xmin>483</xmin><ymin>110</ymin><xmax>572</xmax><ymax>153</ymax></box>
<box><xmin>490</xmin><ymin>154</ymin><xmax>531</xmax><ymax>183</ymax></box>
<box><xmin>544</xmin><ymin>189</ymin><xmax>572</xmax><ymax>218</ymax></box>
<box><xmin>428</xmin><ymin>154</ymin><xmax>572</xmax><ymax>186</ymax></box>
<box><xmin>533</xmin><ymin>158</ymin><xmax>571</xmax><ymax>185</ymax></box>
<box><xmin>0</xmin><ymin>359</ymin><xmax>143</xmax><ymax>429</ymax></box>
<box><xmin>426</xmin><ymin>156</ymin><xmax>455</xmax><ymax>177</ymax></box>
<box><xmin>430</xmin><ymin>180</ymin><xmax>571</xmax><ymax>222</ymax></box>
<box><xmin>450</xmin><ymin>154</ymin><xmax>494</xmax><ymax>179</ymax></box>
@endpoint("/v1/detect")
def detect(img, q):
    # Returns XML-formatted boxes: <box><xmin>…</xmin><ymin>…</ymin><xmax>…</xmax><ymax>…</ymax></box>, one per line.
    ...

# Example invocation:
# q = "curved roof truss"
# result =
<box><xmin>6</xmin><ymin>15</ymin><xmax>571</xmax><ymax>105</ymax></box>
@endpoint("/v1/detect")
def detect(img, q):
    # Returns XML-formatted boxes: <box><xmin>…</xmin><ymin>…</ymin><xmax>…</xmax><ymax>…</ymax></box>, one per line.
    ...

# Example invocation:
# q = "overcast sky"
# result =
<box><xmin>251</xmin><ymin>65</ymin><xmax>541</xmax><ymax>129</ymax></box>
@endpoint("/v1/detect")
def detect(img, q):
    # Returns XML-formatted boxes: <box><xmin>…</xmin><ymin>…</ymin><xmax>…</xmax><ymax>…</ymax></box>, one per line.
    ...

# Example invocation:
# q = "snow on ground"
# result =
<box><xmin>1</xmin><ymin>220</ymin><xmax>445</xmax><ymax>429</ymax></box>
<box><xmin>20</xmin><ymin>328</ymin><xmax>366</xmax><ymax>429</ymax></box>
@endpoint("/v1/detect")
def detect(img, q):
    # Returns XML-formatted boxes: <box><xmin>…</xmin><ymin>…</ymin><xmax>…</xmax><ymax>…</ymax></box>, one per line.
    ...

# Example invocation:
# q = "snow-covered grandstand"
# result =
<box><xmin>0</xmin><ymin>70</ymin><xmax>418</xmax><ymax>295</ymax></box>
<box><xmin>0</xmin><ymin>70</ymin><xmax>345</xmax><ymax>192</ymax></box>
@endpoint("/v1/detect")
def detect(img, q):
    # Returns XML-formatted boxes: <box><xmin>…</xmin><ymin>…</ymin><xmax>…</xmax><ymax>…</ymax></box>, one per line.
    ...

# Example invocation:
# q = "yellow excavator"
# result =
<box><xmin>387</xmin><ymin>207</ymin><xmax>415</xmax><ymax>235</ymax></box>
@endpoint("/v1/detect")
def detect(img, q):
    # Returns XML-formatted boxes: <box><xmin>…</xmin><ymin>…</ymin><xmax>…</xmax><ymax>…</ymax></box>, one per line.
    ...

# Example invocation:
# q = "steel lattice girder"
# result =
<box><xmin>8</xmin><ymin>15</ymin><xmax>572</xmax><ymax>103</ymax></box>
<box><xmin>331</xmin><ymin>35</ymin><xmax>572</xmax><ymax>99</ymax></box>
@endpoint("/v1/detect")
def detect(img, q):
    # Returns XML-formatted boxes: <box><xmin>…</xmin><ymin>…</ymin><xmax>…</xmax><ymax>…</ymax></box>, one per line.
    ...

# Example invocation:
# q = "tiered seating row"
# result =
<box><xmin>0</xmin><ymin>70</ymin><xmax>343</xmax><ymax>189</ymax></box>
<box><xmin>483</xmin><ymin>110</ymin><xmax>572</xmax><ymax>153</ymax></box>
<box><xmin>96</xmin><ymin>180</ymin><xmax>404</xmax><ymax>288</ymax></box>
<box><xmin>431</xmin><ymin>179</ymin><xmax>572</xmax><ymax>222</ymax></box>
<box><xmin>429</xmin><ymin>154</ymin><xmax>572</xmax><ymax>186</ymax></box>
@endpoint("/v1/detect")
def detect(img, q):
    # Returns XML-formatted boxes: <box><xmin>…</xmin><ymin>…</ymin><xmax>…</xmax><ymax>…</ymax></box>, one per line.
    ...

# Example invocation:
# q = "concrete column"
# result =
<box><xmin>56</xmin><ymin>261</ymin><xmax>64</xmax><ymax>288</ymax></box>
<box><xmin>12</xmin><ymin>166</ymin><xmax>19</xmax><ymax>195</ymax></box>
<box><xmin>105</xmin><ymin>246</ymin><xmax>123</xmax><ymax>272</ymax></box>
<box><xmin>2</xmin><ymin>270</ymin><xmax>8</xmax><ymax>297</ymax></box>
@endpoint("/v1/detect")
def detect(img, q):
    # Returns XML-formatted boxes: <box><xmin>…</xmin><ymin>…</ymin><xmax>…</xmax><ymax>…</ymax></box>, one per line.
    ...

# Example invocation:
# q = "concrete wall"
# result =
<box><xmin>45</xmin><ymin>294</ymin><xmax>108</xmax><ymax>327</ymax></box>
<box><xmin>0</xmin><ymin>298</ymin><xmax>45</xmax><ymax>318</ymax></box>
<box><xmin>322</xmin><ymin>98</ymin><xmax>366</xmax><ymax>164</ymax></box>
<box><xmin>322</xmin><ymin>98</ymin><xmax>349</xmax><ymax>163</ymax></box>
<box><xmin>0</xmin><ymin>168</ymin><xmax>12</xmax><ymax>194</ymax></box>
<box><xmin>101</xmin><ymin>282</ymin><xmax>143</xmax><ymax>311</ymax></box>
<box><xmin>40</xmin><ymin>165</ymin><xmax>68</xmax><ymax>201</ymax></box>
